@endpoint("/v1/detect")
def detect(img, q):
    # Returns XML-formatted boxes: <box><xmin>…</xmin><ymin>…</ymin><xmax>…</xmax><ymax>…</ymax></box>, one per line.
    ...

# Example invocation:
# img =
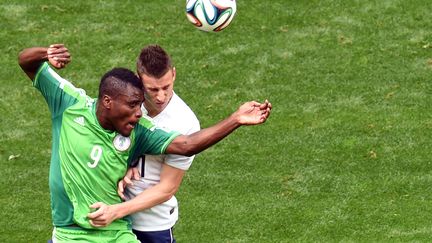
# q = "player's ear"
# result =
<box><xmin>102</xmin><ymin>94</ymin><xmax>113</xmax><ymax>109</ymax></box>
<box><xmin>172</xmin><ymin>67</ymin><xmax>176</xmax><ymax>83</ymax></box>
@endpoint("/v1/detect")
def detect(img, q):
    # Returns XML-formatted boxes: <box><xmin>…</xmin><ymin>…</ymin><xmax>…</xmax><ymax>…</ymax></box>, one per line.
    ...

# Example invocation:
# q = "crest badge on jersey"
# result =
<box><xmin>113</xmin><ymin>134</ymin><xmax>131</xmax><ymax>152</ymax></box>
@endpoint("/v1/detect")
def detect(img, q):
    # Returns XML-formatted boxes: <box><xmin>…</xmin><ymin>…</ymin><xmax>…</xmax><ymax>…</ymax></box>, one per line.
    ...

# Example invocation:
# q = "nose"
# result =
<box><xmin>135</xmin><ymin>107</ymin><xmax>142</xmax><ymax>118</ymax></box>
<box><xmin>156</xmin><ymin>90</ymin><xmax>167</xmax><ymax>103</ymax></box>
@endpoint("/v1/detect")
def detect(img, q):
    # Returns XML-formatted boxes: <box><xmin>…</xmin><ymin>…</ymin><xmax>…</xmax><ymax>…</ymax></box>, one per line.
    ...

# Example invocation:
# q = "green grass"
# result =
<box><xmin>1</xmin><ymin>0</ymin><xmax>432</xmax><ymax>242</ymax></box>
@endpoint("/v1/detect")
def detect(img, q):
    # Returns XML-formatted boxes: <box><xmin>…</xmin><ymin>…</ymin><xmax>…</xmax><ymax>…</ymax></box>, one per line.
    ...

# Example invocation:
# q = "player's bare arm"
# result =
<box><xmin>18</xmin><ymin>44</ymin><xmax>71</xmax><ymax>80</ymax></box>
<box><xmin>89</xmin><ymin>164</ymin><xmax>185</xmax><ymax>227</ymax></box>
<box><xmin>166</xmin><ymin>100</ymin><xmax>272</xmax><ymax>156</ymax></box>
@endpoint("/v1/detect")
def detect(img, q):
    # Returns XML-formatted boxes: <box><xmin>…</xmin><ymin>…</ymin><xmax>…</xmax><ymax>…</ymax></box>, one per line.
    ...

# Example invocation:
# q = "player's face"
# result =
<box><xmin>140</xmin><ymin>68</ymin><xmax>175</xmax><ymax>117</ymax></box>
<box><xmin>109</xmin><ymin>84</ymin><xmax>144</xmax><ymax>137</ymax></box>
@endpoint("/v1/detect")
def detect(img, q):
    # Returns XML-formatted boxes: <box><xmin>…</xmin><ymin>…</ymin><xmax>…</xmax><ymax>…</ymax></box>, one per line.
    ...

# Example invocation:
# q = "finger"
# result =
<box><xmin>89</xmin><ymin>220</ymin><xmax>105</xmax><ymax>228</ymax></box>
<box><xmin>126</xmin><ymin>168</ymin><xmax>133</xmax><ymax>177</ymax></box>
<box><xmin>88</xmin><ymin>202</ymin><xmax>104</xmax><ymax>219</ymax></box>
<box><xmin>47</xmin><ymin>46</ymin><xmax>66</xmax><ymax>55</ymax></box>
<box><xmin>90</xmin><ymin>202</ymin><xmax>104</xmax><ymax>209</ymax></box>
<box><xmin>47</xmin><ymin>44</ymin><xmax>65</xmax><ymax>54</ymax></box>
<box><xmin>118</xmin><ymin>181</ymin><xmax>126</xmax><ymax>200</ymax></box>
<box><xmin>259</xmin><ymin>101</ymin><xmax>269</xmax><ymax>110</ymax></box>
<box><xmin>89</xmin><ymin>220</ymin><xmax>96</xmax><ymax>227</ymax></box>
<box><xmin>263</xmin><ymin>107</ymin><xmax>271</xmax><ymax>116</ymax></box>
<box><xmin>47</xmin><ymin>47</ymin><xmax>69</xmax><ymax>56</ymax></box>
<box><xmin>51</xmin><ymin>57</ymin><xmax>70</xmax><ymax>63</ymax></box>
<box><xmin>124</xmin><ymin>176</ymin><xmax>134</xmax><ymax>186</ymax></box>
<box><xmin>48</xmin><ymin>49</ymin><xmax>69</xmax><ymax>56</ymax></box>
<box><xmin>51</xmin><ymin>62</ymin><xmax>63</xmax><ymax>69</ymax></box>
<box><xmin>132</xmin><ymin>167</ymin><xmax>140</xmax><ymax>180</ymax></box>
<box><xmin>88</xmin><ymin>209</ymin><xmax>104</xmax><ymax>219</ymax></box>
<box><xmin>118</xmin><ymin>180</ymin><xmax>125</xmax><ymax>192</ymax></box>
<box><xmin>48</xmin><ymin>52</ymin><xmax>70</xmax><ymax>58</ymax></box>
<box><xmin>49</xmin><ymin>44</ymin><xmax>65</xmax><ymax>48</ymax></box>
<box><xmin>261</xmin><ymin>110</ymin><xmax>270</xmax><ymax>121</ymax></box>
<box><xmin>118</xmin><ymin>191</ymin><xmax>126</xmax><ymax>200</ymax></box>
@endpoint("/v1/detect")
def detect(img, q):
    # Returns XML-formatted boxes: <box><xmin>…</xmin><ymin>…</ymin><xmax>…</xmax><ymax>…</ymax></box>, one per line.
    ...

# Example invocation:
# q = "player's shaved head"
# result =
<box><xmin>99</xmin><ymin>68</ymin><xmax>143</xmax><ymax>99</ymax></box>
<box><xmin>137</xmin><ymin>45</ymin><xmax>172</xmax><ymax>78</ymax></box>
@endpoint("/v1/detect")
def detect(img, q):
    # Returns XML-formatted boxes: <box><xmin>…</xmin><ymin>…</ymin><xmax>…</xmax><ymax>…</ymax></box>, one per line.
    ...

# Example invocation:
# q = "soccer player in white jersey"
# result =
<box><xmin>125</xmin><ymin>45</ymin><xmax>200</xmax><ymax>242</ymax></box>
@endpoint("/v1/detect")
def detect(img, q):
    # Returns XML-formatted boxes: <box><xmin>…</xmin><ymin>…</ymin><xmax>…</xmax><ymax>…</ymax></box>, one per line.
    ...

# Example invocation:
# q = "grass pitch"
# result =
<box><xmin>1</xmin><ymin>0</ymin><xmax>432</xmax><ymax>242</ymax></box>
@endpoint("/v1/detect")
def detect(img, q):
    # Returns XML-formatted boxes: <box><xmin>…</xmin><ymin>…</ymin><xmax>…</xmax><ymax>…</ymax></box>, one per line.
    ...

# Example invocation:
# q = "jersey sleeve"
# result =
<box><xmin>165</xmin><ymin>117</ymin><xmax>201</xmax><ymax>170</ymax></box>
<box><xmin>130</xmin><ymin>118</ymin><xmax>180</xmax><ymax>160</ymax></box>
<box><xmin>33</xmin><ymin>62</ymin><xmax>84</xmax><ymax>118</ymax></box>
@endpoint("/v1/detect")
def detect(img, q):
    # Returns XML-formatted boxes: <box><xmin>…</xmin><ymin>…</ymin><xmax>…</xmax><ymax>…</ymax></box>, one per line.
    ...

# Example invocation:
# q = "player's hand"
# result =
<box><xmin>87</xmin><ymin>202</ymin><xmax>118</xmax><ymax>228</ymax></box>
<box><xmin>47</xmin><ymin>44</ymin><xmax>71</xmax><ymax>69</ymax></box>
<box><xmin>117</xmin><ymin>167</ymin><xmax>140</xmax><ymax>200</ymax></box>
<box><xmin>234</xmin><ymin>99</ymin><xmax>272</xmax><ymax>125</ymax></box>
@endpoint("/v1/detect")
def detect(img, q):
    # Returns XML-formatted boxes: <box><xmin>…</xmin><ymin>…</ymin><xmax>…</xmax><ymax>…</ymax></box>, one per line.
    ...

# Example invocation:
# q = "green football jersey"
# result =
<box><xmin>33</xmin><ymin>62</ymin><xmax>179</xmax><ymax>230</ymax></box>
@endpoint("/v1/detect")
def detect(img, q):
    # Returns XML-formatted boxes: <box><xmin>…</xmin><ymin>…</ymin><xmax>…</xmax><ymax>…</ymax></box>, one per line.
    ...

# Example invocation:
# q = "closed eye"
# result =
<box><xmin>128</xmin><ymin>101</ymin><xmax>141</xmax><ymax>108</ymax></box>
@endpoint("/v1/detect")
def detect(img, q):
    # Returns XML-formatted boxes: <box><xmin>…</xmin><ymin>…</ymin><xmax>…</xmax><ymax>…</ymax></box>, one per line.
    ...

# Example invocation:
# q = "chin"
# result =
<box><xmin>120</xmin><ymin>130</ymin><xmax>132</xmax><ymax>137</ymax></box>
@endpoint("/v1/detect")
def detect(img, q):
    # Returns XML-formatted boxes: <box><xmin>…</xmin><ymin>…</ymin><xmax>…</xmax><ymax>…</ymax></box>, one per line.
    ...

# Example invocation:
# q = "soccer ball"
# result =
<box><xmin>186</xmin><ymin>0</ymin><xmax>237</xmax><ymax>32</ymax></box>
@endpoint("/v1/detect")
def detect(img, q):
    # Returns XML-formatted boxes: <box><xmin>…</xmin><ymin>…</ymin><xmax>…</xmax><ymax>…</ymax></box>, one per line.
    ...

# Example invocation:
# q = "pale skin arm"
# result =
<box><xmin>88</xmin><ymin>163</ymin><xmax>185</xmax><ymax>227</ymax></box>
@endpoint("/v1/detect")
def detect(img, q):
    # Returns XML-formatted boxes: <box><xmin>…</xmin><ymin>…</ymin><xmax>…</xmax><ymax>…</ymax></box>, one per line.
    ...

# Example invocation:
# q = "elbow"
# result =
<box><xmin>18</xmin><ymin>50</ymin><xmax>25</xmax><ymax>67</ymax></box>
<box><xmin>18</xmin><ymin>49</ymin><xmax>33</xmax><ymax>71</ymax></box>
<box><xmin>182</xmin><ymin>147</ymin><xmax>197</xmax><ymax>157</ymax></box>
<box><xmin>169</xmin><ymin>137</ymin><xmax>198</xmax><ymax>156</ymax></box>
<box><xmin>163</xmin><ymin>194</ymin><xmax>174</xmax><ymax>202</ymax></box>
<box><xmin>179</xmin><ymin>140</ymin><xmax>199</xmax><ymax>157</ymax></box>
<box><xmin>163</xmin><ymin>185</ymin><xmax>180</xmax><ymax>202</ymax></box>
<box><xmin>161</xmin><ymin>190</ymin><xmax>176</xmax><ymax>202</ymax></box>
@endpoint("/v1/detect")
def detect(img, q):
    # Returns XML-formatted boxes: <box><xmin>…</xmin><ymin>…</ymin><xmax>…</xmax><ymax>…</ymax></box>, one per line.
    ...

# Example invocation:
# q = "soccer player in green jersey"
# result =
<box><xmin>18</xmin><ymin>44</ymin><xmax>271</xmax><ymax>243</ymax></box>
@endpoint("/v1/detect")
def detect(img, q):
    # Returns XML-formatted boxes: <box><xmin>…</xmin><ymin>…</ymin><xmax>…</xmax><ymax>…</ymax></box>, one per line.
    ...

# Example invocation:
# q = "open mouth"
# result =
<box><xmin>127</xmin><ymin>122</ymin><xmax>136</xmax><ymax>130</ymax></box>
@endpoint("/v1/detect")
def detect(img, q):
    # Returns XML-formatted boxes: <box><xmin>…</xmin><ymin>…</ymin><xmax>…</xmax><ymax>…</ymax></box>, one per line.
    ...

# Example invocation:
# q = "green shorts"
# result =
<box><xmin>53</xmin><ymin>227</ymin><xmax>140</xmax><ymax>243</ymax></box>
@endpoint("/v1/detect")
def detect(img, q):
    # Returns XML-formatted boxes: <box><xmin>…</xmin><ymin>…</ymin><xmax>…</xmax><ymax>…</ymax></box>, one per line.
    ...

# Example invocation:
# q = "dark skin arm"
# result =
<box><xmin>18</xmin><ymin>44</ymin><xmax>71</xmax><ymax>80</ymax></box>
<box><xmin>165</xmin><ymin>100</ymin><xmax>272</xmax><ymax>156</ymax></box>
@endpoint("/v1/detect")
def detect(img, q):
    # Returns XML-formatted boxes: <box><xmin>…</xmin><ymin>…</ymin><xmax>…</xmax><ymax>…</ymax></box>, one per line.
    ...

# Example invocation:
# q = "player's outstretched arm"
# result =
<box><xmin>18</xmin><ymin>44</ymin><xmax>71</xmax><ymax>80</ymax></box>
<box><xmin>166</xmin><ymin>99</ymin><xmax>272</xmax><ymax>156</ymax></box>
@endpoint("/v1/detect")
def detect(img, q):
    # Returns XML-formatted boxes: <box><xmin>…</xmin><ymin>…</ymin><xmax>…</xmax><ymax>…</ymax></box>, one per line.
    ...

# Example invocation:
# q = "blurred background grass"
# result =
<box><xmin>1</xmin><ymin>0</ymin><xmax>431</xmax><ymax>242</ymax></box>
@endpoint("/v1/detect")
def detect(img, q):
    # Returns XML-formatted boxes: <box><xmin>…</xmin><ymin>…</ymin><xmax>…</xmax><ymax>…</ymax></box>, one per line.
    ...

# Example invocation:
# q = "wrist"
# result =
<box><xmin>112</xmin><ymin>203</ymin><xmax>127</xmax><ymax>220</ymax></box>
<box><xmin>229</xmin><ymin>112</ymin><xmax>243</xmax><ymax>127</ymax></box>
<box><xmin>36</xmin><ymin>47</ymin><xmax>49</xmax><ymax>61</ymax></box>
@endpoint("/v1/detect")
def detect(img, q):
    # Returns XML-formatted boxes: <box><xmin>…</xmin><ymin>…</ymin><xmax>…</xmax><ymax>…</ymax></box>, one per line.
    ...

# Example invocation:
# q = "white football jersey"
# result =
<box><xmin>125</xmin><ymin>92</ymin><xmax>200</xmax><ymax>231</ymax></box>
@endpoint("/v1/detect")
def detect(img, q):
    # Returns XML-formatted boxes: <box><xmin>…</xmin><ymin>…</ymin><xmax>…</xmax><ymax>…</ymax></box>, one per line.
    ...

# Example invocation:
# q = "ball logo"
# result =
<box><xmin>113</xmin><ymin>134</ymin><xmax>131</xmax><ymax>152</ymax></box>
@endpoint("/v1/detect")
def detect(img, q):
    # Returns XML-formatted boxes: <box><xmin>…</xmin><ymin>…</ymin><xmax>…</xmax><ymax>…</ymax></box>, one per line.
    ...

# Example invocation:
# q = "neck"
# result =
<box><xmin>96</xmin><ymin>101</ymin><xmax>114</xmax><ymax>131</ymax></box>
<box><xmin>144</xmin><ymin>92</ymin><xmax>174</xmax><ymax>118</ymax></box>
<box><xmin>143</xmin><ymin>101</ymin><xmax>160</xmax><ymax>118</ymax></box>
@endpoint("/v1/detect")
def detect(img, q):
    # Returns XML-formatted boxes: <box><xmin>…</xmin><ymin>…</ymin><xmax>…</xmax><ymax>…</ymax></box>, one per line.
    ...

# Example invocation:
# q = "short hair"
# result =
<box><xmin>98</xmin><ymin>68</ymin><xmax>143</xmax><ymax>99</ymax></box>
<box><xmin>136</xmin><ymin>45</ymin><xmax>172</xmax><ymax>78</ymax></box>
